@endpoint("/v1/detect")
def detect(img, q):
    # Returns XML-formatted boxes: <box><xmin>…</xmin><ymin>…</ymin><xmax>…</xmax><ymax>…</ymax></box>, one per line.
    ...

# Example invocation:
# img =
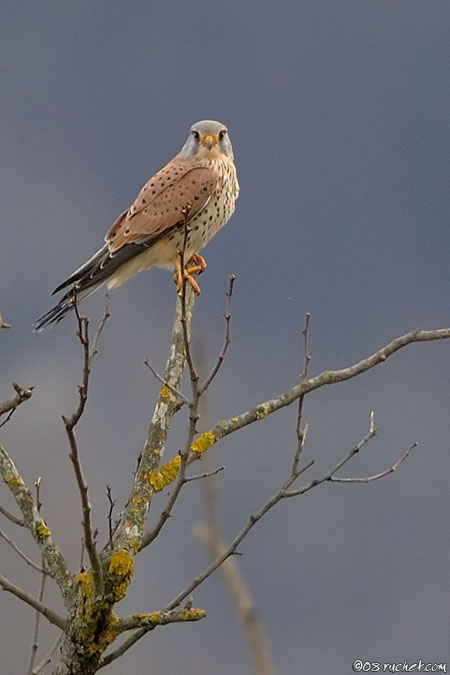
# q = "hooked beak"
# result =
<box><xmin>202</xmin><ymin>134</ymin><xmax>217</xmax><ymax>150</ymax></box>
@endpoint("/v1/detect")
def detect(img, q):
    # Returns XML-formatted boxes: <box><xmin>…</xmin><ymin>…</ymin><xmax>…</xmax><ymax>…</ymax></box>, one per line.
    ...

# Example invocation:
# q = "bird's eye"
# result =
<box><xmin>218</xmin><ymin>129</ymin><xmax>227</xmax><ymax>141</ymax></box>
<box><xmin>192</xmin><ymin>130</ymin><xmax>200</xmax><ymax>141</ymax></box>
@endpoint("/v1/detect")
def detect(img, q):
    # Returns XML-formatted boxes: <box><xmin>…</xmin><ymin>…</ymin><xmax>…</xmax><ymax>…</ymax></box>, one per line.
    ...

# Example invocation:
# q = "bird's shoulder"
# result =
<box><xmin>105</xmin><ymin>154</ymin><xmax>217</xmax><ymax>252</ymax></box>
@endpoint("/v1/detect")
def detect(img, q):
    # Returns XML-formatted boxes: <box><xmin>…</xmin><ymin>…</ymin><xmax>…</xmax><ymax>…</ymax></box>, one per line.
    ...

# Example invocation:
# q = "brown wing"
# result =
<box><xmin>106</xmin><ymin>154</ymin><xmax>217</xmax><ymax>253</ymax></box>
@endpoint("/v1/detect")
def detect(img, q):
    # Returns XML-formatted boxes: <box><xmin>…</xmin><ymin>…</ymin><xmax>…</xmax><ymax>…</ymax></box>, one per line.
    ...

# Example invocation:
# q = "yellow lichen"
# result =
<box><xmin>149</xmin><ymin>455</ymin><xmax>181</xmax><ymax>491</ymax></box>
<box><xmin>255</xmin><ymin>405</ymin><xmax>268</xmax><ymax>420</ymax></box>
<box><xmin>109</xmin><ymin>549</ymin><xmax>134</xmax><ymax>601</ymax></box>
<box><xmin>36</xmin><ymin>523</ymin><xmax>51</xmax><ymax>538</ymax></box>
<box><xmin>190</xmin><ymin>431</ymin><xmax>215</xmax><ymax>454</ymax></box>
<box><xmin>160</xmin><ymin>385</ymin><xmax>171</xmax><ymax>400</ymax></box>
<box><xmin>77</xmin><ymin>570</ymin><xmax>94</xmax><ymax>598</ymax></box>
<box><xmin>5</xmin><ymin>475</ymin><xmax>22</xmax><ymax>486</ymax></box>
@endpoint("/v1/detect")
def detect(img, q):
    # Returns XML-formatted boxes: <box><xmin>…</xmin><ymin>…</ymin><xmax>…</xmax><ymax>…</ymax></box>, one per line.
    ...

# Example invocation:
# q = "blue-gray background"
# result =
<box><xmin>1</xmin><ymin>2</ymin><xmax>450</xmax><ymax>673</ymax></box>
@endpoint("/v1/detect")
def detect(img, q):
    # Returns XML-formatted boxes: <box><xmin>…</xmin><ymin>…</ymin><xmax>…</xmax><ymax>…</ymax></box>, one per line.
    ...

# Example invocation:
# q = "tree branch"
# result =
<box><xmin>0</xmin><ymin>444</ymin><xmax>73</xmax><ymax>605</ymax></box>
<box><xmin>112</xmin><ymin>273</ymin><xmax>196</xmax><ymax>553</ymax></box>
<box><xmin>99</xmin><ymin>610</ymin><xmax>205</xmax><ymax>668</ymax></box>
<box><xmin>182</xmin><ymin>327</ymin><xmax>450</xmax><ymax>467</ymax></box>
<box><xmin>62</xmin><ymin>296</ymin><xmax>103</xmax><ymax>596</ymax></box>
<box><xmin>0</xmin><ymin>381</ymin><xmax>34</xmax><ymax>426</ymax></box>
<box><xmin>0</xmin><ymin>527</ymin><xmax>47</xmax><ymax>574</ymax></box>
<box><xmin>0</xmin><ymin>574</ymin><xmax>66</xmax><ymax>630</ymax></box>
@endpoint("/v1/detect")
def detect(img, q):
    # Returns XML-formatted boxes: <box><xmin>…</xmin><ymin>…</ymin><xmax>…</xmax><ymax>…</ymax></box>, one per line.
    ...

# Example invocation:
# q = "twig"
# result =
<box><xmin>117</xmin><ymin>607</ymin><xmax>206</xmax><ymax>632</ymax></box>
<box><xmin>0</xmin><ymin>574</ymin><xmax>66</xmax><ymax>630</ymax></box>
<box><xmin>0</xmin><ymin>381</ymin><xmax>34</xmax><ymax>426</ymax></box>
<box><xmin>27</xmin><ymin>477</ymin><xmax>47</xmax><ymax>675</ymax></box>
<box><xmin>0</xmin><ymin>528</ymin><xmax>46</xmax><ymax>574</ymax></box>
<box><xmin>185</xmin><ymin>466</ymin><xmax>225</xmax><ymax>482</ymax></box>
<box><xmin>0</xmin><ymin>313</ymin><xmax>11</xmax><ymax>329</ymax></box>
<box><xmin>106</xmin><ymin>486</ymin><xmax>116</xmax><ymax>548</ymax></box>
<box><xmin>165</xmin><ymin>461</ymin><xmax>315</xmax><ymax>613</ymax></box>
<box><xmin>329</xmin><ymin>441</ymin><xmax>417</xmax><ymax>483</ymax></box>
<box><xmin>62</xmin><ymin>289</ymin><xmax>103</xmax><ymax>596</ymax></box>
<box><xmin>199</xmin><ymin>274</ymin><xmax>236</xmax><ymax>394</ymax></box>
<box><xmin>0</xmin><ymin>443</ymin><xmax>73</xmax><ymax>604</ymax></box>
<box><xmin>144</xmin><ymin>359</ymin><xmax>191</xmax><ymax>406</ymax></box>
<box><xmin>0</xmin><ymin>502</ymin><xmax>23</xmax><ymax>526</ymax></box>
<box><xmin>88</xmin><ymin>294</ymin><xmax>111</xmax><ymax>367</ymax></box>
<box><xmin>293</xmin><ymin>312</ymin><xmax>311</xmax><ymax>470</ymax></box>
<box><xmin>32</xmin><ymin>632</ymin><xmax>63</xmax><ymax>674</ymax></box>
<box><xmin>99</xmin><ymin>609</ymin><xmax>206</xmax><ymax>668</ymax></box>
<box><xmin>179</xmin><ymin>327</ymin><xmax>450</xmax><ymax>468</ymax></box>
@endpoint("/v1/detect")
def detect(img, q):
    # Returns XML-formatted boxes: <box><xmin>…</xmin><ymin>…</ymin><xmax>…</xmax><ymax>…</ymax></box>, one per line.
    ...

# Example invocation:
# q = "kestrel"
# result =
<box><xmin>33</xmin><ymin>120</ymin><xmax>239</xmax><ymax>331</ymax></box>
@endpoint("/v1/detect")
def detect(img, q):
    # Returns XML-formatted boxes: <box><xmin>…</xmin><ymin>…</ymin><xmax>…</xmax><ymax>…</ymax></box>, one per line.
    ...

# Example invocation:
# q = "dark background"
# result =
<box><xmin>1</xmin><ymin>2</ymin><xmax>450</xmax><ymax>673</ymax></box>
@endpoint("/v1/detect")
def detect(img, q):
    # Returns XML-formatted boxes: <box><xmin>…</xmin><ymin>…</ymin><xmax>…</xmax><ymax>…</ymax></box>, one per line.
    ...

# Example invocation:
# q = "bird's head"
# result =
<box><xmin>181</xmin><ymin>120</ymin><xmax>234</xmax><ymax>161</ymax></box>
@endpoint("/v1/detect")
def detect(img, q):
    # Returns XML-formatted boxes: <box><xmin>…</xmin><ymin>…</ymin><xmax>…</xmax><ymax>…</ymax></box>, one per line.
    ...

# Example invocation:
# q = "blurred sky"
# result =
<box><xmin>1</xmin><ymin>2</ymin><xmax>450</xmax><ymax>673</ymax></box>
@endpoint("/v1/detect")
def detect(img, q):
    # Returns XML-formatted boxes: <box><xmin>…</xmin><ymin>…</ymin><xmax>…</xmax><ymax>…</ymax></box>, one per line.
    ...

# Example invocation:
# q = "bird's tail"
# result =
<box><xmin>32</xmin><ymin>282</ymin><xmax>104</xmax><ymax>332</ymax></box>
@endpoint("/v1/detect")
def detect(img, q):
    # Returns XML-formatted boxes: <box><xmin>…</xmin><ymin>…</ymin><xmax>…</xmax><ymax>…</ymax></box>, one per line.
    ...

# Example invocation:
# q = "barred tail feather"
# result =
<box><xmin>32</xmin><ymin>282</ymin><xmax>104</xmax><ymax>332</ymax></box>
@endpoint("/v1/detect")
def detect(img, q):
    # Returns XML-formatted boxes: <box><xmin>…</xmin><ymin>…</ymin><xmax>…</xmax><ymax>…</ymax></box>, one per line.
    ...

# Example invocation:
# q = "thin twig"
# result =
<box><xmin>329</xmin><ymin>441</ymin><xmax>417</xmax><ymax>483</ymax></box>
<box><xmin>144</xmin><ymin>360</ymin><xmax>192</xmax><ymax>406</ymax></box>
<box><xmin>0</xmin><ymin>381</ymin><xmax>34</xmax><ymax>426</ymax></box>
<box><xmin>165</xmin><ymin>458</ymin><xmax>315</xmax><ymax>612</ymax></box>
<box><xmin>106</xmin><ymin>486</ymin><xmax>116</xmax><ymax>548</ymax></box>
<box><xmin>293</xmin><ymin>312</ymin><xmax>311</xmax><ymax>472</ymax></box>
<box><xmin>88</xmin><ymin>294</ymin><xmax>111</xmax><ymax>367</ymax></box>
<box><xmin>0</xmin><ymin>574</ymin><xmax>66</xmax><ymax>630</ymax></box>
<box><xmin>27</xmin><ymin>477</ymin><xmax>47</xmax><ymax>675</ymax></box>
<box><xmin>199</xmin><ymin>274</ymin><xmax>236</xmax><ymax>394</ymax></box>
<box><xmin>0</xmin><ymin>528</ymin><xmax>46</xmax><ymax>574</ymax></box>
<box><xmin>62</xmin><ymin>288</ymin><xmax>103</xmax><ymax>596</ymax></box>
<box><xmin>0</xmin><ymin>313</ymin><xmax>11</xmax><ymax>329</ymax></box>
<box><xmin>0</xmin><ymin>502</ymin><xmax>23</xmax><ymax>526</ymax></box>
<box><xmin>32</xmin><ymin>632</ymin><xmax>63</xmax><ymax>674</ymax></box>
<box><xmin>185</xmin><ymin>466</ymin><xmax>225</xmax><ymax>482</ymax></box>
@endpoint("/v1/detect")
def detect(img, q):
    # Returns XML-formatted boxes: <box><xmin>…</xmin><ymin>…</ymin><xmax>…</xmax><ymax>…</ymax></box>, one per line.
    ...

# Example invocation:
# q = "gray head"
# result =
<box><xmin>180</xmin><ymin>120</ymin><xmax>234</xmax><ymax>161</ymax></box>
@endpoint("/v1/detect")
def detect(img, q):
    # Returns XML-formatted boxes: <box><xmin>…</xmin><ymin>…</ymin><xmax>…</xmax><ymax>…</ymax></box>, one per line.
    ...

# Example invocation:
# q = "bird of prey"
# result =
<box><xmin>33</xmin><ymin>120</ymin><xmax>239</xmax><ymax>331</ymax></box>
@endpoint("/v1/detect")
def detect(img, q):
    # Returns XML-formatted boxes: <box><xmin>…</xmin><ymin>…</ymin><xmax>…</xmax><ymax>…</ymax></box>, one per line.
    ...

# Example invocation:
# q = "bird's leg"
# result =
<box><xmin>173</xmin><ymin>256</ymin><xmax>202</xmax><ymax>295</ymax></box>
<box><xmin>187</xmin><ymin>253</ymin><xmax>207</xmax><ymax>271</ymax></box>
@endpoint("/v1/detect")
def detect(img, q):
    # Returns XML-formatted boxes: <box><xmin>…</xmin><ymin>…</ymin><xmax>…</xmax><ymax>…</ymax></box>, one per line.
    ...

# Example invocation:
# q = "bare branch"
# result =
<box><xmin>185</xmin><ymin>466</ymin><xmax>225</xmax><ymax>483</ymax></box>
<box><xmin>329</xmin><ymin>441</ymin><xmax>417</xmax><ymax>484</ymax></box>
<box><xmin>62</xmin><ymin>294</ymin><xmax>103</xmax><ymax>596</ymax></box>
<box><xmin>0</xmin><ymin>313</ymin><xmax>11</xmax><ymax>329</ymax></box>
<box><xmin>27</xmin><ymin>477</ymin><xmax>48</xmax><ymax>675</ymax></box>
<box><xmin>88</xmin><ymin>294</ymin><xmax>111</xmax><ymax>367</ymax></box>
<box><xmin>0</xmin><ymin>444</ymin><xmax>73</xmax><ymax>604</ymax></box>
<box><xmin>118</xmin><ymin>607</ymin><xmax>206</xmax><ymax>632</ymax></box>
<box><xmin>0</xmin><ymin>381</ymin><xmax>34</xmax><ymax>426</ymax></box>
<box><xmin>199</xmin><ymin>274</ymin><xmax>236</xmax><ymax>394</ymax></box>
<box><xmin>165</xmin><ymin>458</ymin><xmax>314</xmax><ymax>612</ymax></box>
<box><xmin>144</xmin><ymin>359</ymin><xmax>191</xmax><ymax>406</ymax></box>
<box><xmin>106</xmin><ymin>485</ymin><xmax>116</xmax><ymax>549</ymax></box>
<box><xmin>32</xmin><ymin>632</ymin><xmax>63</xmax><ymax>674</ymax></box>
<box><xmin>181</xmin><ymin>327</ymin><xmax>450</xmax><ymax>468</ymax></box>
<box><xmin>99</xmin><ymin>609</ymin><xmax>206</xmax><ymax>668</ymax></box>
<box><xmin>0</xmin><ymin>502</ymin><xmax>23</xmax><ymax>526</ymax></box>
<box><xmin>0</xmin><ymin>574</ymin><xmax>66</xmax><ymax>630</ymax></box>
<box><xmin>0</xmin><ymin>528</ymin><xmax>47</xmax><ymax>574</ymax></box>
